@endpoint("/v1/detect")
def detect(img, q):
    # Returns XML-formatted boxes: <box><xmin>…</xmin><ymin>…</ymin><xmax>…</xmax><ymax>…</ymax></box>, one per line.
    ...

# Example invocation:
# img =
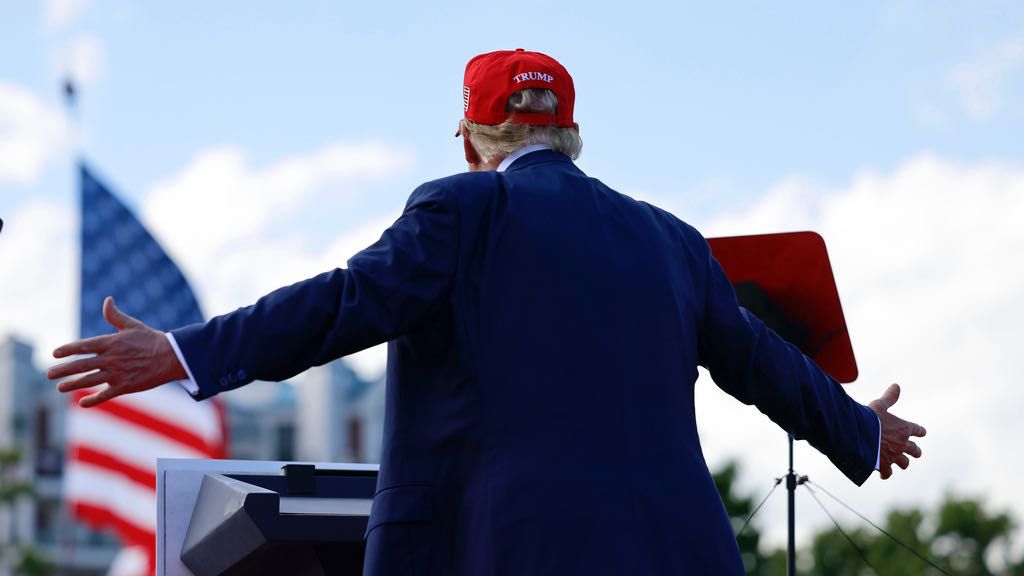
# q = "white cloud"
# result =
<box><xmin>948</xmin><ymin>38</ymin><xmax>1024</xmax><ymax>121</ymax></box>
<box><xmin>187</xmin><ymin>211</ymin><xmax>400</xmax><ymax>381</ymax></box>
<box><xmin>44</xmin><ymin>0</ymin><xmax>93</xmax><ymax>32</ymax></box>
<box><xmin>144</xmin><ymin>142</ymin><xmax>412</xmax><ymax>278</ymax></box>
<box><xmin>0</xmin><ymin>82</ymin><xmax>69</xmax><ymax>184</ymax></box>
<box><xmin>0</xmin><ymin>198</ymin><xmax>76</xmax><ymax>367</ymax></box>
<box><xmin>687</xmin><ymin>153</ymin><xmax>1024</xmax><ymax>548</ymax></box>
<box><xmin>53</xmin><ymin>34</ymin><xmax>106</xmax><ymax>86</ymax></box>
<box><xmin>142</xmin><ymin>141</ymin><xmax>415</xmax><ymax>381</ymax></box>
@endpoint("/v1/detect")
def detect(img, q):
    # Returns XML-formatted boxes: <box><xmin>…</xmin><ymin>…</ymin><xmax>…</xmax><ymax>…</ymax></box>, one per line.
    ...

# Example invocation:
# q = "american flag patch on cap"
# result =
<box><xmin>463</xmin><ymin>86</ymin><xmax>471</xmax><ymax>112</ymax></box>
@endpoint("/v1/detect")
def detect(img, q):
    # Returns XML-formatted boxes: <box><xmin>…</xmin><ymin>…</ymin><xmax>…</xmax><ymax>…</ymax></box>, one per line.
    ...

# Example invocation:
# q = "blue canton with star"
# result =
<box><xmin>79</xmin><ymin>163</ymin><xmax>204</xmax><ymax>338</ymax></box>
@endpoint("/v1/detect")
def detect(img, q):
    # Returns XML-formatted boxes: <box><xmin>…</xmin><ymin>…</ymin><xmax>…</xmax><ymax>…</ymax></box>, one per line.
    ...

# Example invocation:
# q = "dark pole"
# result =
<box><xmin>787</xmin><ymin>433</ymin><xmax>796</xmax><ymax>576</ymax></box>
<box><xmin>63</xmin><ymin>77</ymin><xmax>77</xmax><ymax>112</ymax></box>
<box><xmin>58</xmin><ymin>75</ymin><xmax>78</xmax><ymax>573</ymax></box>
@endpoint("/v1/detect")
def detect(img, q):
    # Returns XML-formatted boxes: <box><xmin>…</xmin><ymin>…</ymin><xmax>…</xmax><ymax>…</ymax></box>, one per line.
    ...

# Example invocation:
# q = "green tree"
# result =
<box><xmin>934</xmin><ymin>496</ymin><xmax>1015</xmax><ymax>576</ymax></box>
<box><xmin>714</xmin><ymin>462</ymin><xmax>1024</xmax><ymax>576</ymax></box>
<box><xmin>806</xmin><ymin>494</ymin><xmax>1024</xmax><ymax>576</ymax></box>
<box><xmin>0</xmin><ymin>448</ymin><xmax>54</xmax><ymax>576</ymax></box>
<box><xmin>714</xmin><ymin>461</ymin><xmax>786</xmax><ymax>575</ymax></box>
<box><xmin>806</xmin><ymin>524</ymin><xmax>875</xmax><ymax>576</ymax></box>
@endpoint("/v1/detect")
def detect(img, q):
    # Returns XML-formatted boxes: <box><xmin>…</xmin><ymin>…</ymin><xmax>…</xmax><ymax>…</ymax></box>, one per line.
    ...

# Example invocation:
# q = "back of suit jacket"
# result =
<box><xmin>173</xmin><ymin>149</ymin><xmax>878</xmax><ymax>576</ymax></box>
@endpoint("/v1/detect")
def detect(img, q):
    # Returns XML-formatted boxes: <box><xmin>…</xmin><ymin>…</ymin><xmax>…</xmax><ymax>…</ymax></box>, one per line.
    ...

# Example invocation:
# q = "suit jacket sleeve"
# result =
<box><xmin>170</xmin><ymin>183</ymin><xmax>459</xmax><ymax>400</ymax></box>
<box><xmin>697</xmin><ymin>240</ymin><xmax>879</xmax><ymax>485</ymax></box>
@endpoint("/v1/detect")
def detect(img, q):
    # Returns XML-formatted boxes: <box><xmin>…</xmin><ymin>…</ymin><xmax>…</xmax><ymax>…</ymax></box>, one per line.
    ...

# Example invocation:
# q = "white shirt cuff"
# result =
<box><xmin>165</xmin><ymin>332</ymin><xmax>200</xmax><ymax>396</ymax></box>
<box><xmin>875</xmin><ymin>414</ymin><xmax>882</xmax><ymax>471</ymax></box>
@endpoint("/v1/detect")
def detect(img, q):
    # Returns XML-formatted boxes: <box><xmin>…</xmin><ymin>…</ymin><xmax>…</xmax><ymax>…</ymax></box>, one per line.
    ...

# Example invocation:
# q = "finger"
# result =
<box><xmin>47</xmin><ymin>355</ymin><xmax>104</xmax><ymax>380</ymax></box>
<box><xmin>905</xmin><ymin>440</ymin><xmax>922</xmax><ymax>458</ymax></box>
<box><xmin>911</xmin><ymin>423</ymin><xmax>927</xmax><ymax>437</ymax></box>
<box><xmin>103</xmin><ymin>296</ymin><xmax>142</xmax><ymax>331</ymax></box>
<box><xmin>53</xmin><ymin>334</ymin><xmax>113</xmax><ymax>358</ymax></box>
<box><xmin>79</xmin><ymin>384</ymin><xmax>124</xmax><ymax>408</ymax></box>
<box><xmin>894</xmin><ymin>454</ymin><xmax>910</xmax><ymax>470</ymax></box>
<box><xmin>56</xmin><ymin>370</ymin><xmax>110</xmax><ymax>393</ymax></box>
<box><xmin>877</xmin><ymin>383</ymin><xmax>900</xmax><ymax>409</ymax></box>
<box><xmin>879</xmin><ymin>464</ymin><xmax>892</xmax><ymax>480</ymax></box>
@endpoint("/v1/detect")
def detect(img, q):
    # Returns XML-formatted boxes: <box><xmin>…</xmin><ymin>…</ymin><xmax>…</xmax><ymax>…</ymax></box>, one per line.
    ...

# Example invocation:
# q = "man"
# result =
<box><xmin>49</xmin><ymin>49</ymin><xmax>925</xmax><ymax>575</ymax></box>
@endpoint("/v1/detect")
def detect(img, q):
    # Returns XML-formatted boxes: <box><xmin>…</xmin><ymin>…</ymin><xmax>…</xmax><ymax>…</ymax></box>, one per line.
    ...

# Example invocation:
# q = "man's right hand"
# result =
<box><xmin>47</xmin><ymin>296</ymin><xmax>187</xmax><ymax>407</ymax></box>
<box><xmin>868</xmin><ymin>384</ymin><xmax>926</xmax><ymax>479</ymax></box>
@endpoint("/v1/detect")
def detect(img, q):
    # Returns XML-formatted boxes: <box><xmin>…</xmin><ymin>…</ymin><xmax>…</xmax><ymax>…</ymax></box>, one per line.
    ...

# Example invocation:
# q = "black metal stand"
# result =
<box><xmin>786</xmin><ymin>433</ymin><xmax>807</xmax><ymax>576</ymax></box>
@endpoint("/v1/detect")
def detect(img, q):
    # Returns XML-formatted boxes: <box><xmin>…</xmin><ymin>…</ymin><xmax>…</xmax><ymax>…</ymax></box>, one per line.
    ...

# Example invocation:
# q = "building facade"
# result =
<box><xmin>0</xmin><ymin>336</ymin><xmax>119</xmax><ymax>576</ymax></box>
<box><xmin>0</xmin><ymin>334</ymin><xmax>386</xmax><ymax>575</ymax></box>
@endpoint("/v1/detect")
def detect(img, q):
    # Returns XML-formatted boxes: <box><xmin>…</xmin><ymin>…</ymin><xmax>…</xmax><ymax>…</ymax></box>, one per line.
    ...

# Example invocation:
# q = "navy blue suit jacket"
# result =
<box><xmin>173</xmin><ymin>150</ymin><xmax>879</xmax><ymax>575</ymax></box>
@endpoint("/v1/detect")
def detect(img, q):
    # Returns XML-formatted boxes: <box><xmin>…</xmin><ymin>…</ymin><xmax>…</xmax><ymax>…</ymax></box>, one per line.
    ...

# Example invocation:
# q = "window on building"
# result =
<box><xmin>35</xmin><ymin>499</ymin><xmax>59</xmax><ymax>544</ymax></box>
<box><xmin>34</xmin><ymin>407</ymin><xmax>63</xmax><ymax>476</ymax></box>
<box><xmin>275</xmin><ymin>423</ymin><xmax>295</xmax><ymax>461</ymax></box>
<box><xmin>348</xmin><ymin>416</ymin><xmax>363</xmax><ymax>463</ymax></box>
<box><xmin>34</xmin><ymin>407</ymin><xmax>49</xmax><ymax>448</ymax></box>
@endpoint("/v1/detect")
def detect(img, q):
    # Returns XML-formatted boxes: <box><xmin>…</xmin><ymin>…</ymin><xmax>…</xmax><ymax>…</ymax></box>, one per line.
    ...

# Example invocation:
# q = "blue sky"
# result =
<box><xmin>3</xmin><ymin>0</ymin><xmax>1024</xmax><ymax>552</ymax></box>
<box><xmin>4</xmin><ymin>1</ymin><xmax>1022</xmax><ymax>217</ymax></box>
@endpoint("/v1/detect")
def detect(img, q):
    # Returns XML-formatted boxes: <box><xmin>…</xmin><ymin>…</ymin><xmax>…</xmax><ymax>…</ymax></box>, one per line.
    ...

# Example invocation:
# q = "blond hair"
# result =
<box><xmin>460</xmin><ymin>89</ymin><xmax>582</xmax><ymax>163</ymax></box>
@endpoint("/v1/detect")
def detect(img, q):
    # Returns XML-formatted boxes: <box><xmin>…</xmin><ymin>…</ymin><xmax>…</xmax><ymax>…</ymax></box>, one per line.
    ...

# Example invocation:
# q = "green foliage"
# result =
<box><xmin>713</xmin><ymin>461</ymin><xmax>782</xmax><ymax>575</ymax></box>
<box><xmin>0</xmin><ymin>448</ymin><xmax>22</xmax><ymax>468</ymax></box>
<box><xmin>15</xmin><ymin>547</ymin><xmax>54</xmax><ymax>576</ymax></box>
<box><xmin>806</xmin><ymin>525</ymin><xmax>875</xmax><ymax>576</ymax></box>
<box><xmin>806</xmin><ymin>495</ymin><xmax>1023</xmax><ymax>576</ymax></box>
<box><xmin>935</xmin><ymin>497</ymin><xmax>1015</xmax><ymax>575</ymax></box>
<box><xmin>714</xmin><ymin>462</ymin><xmax>1024</xmax><ymax>576</ymax></box>
<box><xmin>0</xmin><ymin>447</ymin><xmax>55</xmax><ymax>576</ymax></box>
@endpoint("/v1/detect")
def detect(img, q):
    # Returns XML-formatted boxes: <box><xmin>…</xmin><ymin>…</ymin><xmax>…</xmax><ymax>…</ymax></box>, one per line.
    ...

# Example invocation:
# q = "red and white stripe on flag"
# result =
<box><xmin>66</xmin><ymin>385</ymin><xmax>227</xmax><ymax>575</ymax></box>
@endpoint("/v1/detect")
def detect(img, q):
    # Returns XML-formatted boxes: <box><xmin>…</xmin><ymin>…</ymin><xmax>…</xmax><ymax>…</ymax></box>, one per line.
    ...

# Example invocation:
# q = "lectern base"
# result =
<box><xmin>221</xmin><ymin>542</ymin><xmax>365</xmax><ymax>576</ymax></box>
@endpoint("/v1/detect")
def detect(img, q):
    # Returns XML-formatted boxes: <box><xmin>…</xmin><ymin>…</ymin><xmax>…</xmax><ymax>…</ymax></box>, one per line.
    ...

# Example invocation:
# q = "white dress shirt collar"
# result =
<box><xmin>496</xmin><ymin>144</ymin><xmax>551</xmax><ymax>172</ymax></box>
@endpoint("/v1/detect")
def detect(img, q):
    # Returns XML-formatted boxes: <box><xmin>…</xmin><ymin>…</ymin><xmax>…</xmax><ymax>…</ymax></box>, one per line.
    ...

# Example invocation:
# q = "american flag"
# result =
<box><xmin>68</xmin><ymin>163</ymin><xmax>228</xmax><ymax>575</ymax></box>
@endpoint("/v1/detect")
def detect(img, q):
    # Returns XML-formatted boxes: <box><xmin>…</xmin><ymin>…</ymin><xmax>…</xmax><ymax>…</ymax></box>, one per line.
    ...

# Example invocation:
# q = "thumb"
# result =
<box><xmin>876</xmin><ymin>383</ymin><xmax>901</xmax><ymax>410</ymax></box>
<box><xmin>103</xmin><ymin>296</ymin><xmax>142</xmax><ymax>331</ymax></box>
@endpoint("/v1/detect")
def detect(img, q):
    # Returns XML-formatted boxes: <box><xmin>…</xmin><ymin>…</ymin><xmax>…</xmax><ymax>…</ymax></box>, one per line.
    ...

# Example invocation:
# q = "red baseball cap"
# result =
<box><xmin>463</xmin><ymin>49</ymin><xmax>575</xmax><ymax>127</ymax></box>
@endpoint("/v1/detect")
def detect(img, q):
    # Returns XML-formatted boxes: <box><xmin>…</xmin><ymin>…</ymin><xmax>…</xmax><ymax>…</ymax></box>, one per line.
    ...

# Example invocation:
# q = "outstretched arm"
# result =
<box><xmin>47</xmin><ymin>297</ymin><xmax>186</xmax><ymax>407</ymax></box>
<box><xmin>698</xmin><ymin>242</ymin><xmax>926</xmax><ymax>483</ymax></box>
<box><xmin>50</xmin><ymin>182</ymin><xmax>459</xmax><ymax>404</ymax></box>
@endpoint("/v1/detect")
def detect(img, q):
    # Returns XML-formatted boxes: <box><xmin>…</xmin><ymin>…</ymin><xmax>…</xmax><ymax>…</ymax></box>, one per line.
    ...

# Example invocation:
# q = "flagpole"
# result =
<box><xmin>58</xmin><ymin>73</ymin><xmax>79</xmax><ymax>573</ymax></box>
<box><xmin>63</xmin><ymin>75</ymin><xmax>82</xmax><ymax>338</ymax></box>
<box><xmin>62</xmin><ymin>76</ymin><xmax>82</xmax><ymax>172</ymax></box>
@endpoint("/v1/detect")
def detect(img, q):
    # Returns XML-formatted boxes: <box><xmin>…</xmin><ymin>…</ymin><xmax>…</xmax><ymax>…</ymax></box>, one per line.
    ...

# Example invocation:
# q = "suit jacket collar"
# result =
<box><xmin>505</xmin><ymin>149</ymin><xmax>575</xmax><ymax>173</ymax></box>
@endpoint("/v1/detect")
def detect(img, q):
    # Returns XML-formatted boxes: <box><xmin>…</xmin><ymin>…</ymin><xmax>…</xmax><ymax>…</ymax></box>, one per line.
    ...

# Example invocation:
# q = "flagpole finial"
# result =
<box><xmin>62</xmin><ymin>77</ymin><xmax>78</xmax><ymax>112</ymax></box>
<box><xmin>62</xmin><ymin>76</ymin><xmax>84</xmax><ymax>164</ymax></box>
